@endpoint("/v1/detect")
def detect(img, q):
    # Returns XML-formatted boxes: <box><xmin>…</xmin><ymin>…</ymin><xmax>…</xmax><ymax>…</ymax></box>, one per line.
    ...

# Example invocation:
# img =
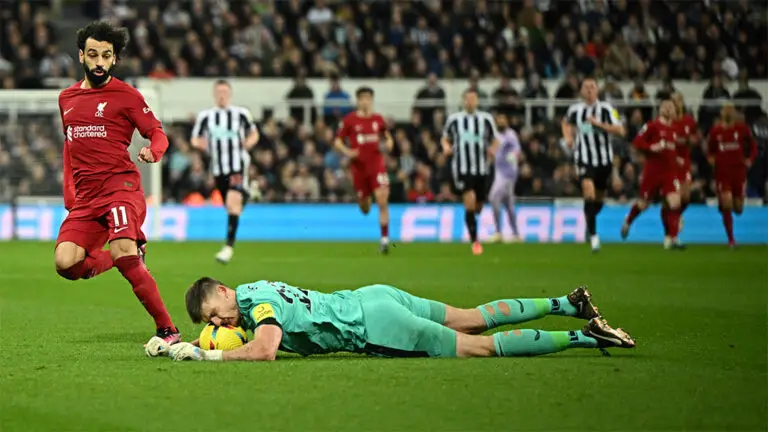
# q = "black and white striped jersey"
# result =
<box><xmin>191</xmin><ymin>105</ymin><xmax>257</xmax><ymax>177</ymax></box>
<box><xmin>443</xmin><ymin>110</ymin><xmax>499</xmax><ymax>177</ymax></box>
<box><xmin>565</xmin><ymin>101</ymin><xmax>622</xmax><ymax>168</ymax></box>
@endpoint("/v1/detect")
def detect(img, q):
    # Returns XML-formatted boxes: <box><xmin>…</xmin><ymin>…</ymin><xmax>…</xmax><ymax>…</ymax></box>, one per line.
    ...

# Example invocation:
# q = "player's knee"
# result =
<box><xmin>358</xmin><ymin>197</ymin><xmax>371</xmax><ymax>214</ymax></box>
<box><xmin>667</xmin><ymin>195</ymin><xmax>681</xmax><ymax>210</ymax></box>
<box><xmin>455</xmin><ymin>334</ymin><xmax>495</xmax><ymax>358</ymax></box>
<box><xmin>226</xmin><ymin>192</ymin><xmax>243</xmax><ymax>214</ymax></box>
<box><xmin>109</xmin><ymin>239</ymin><xmax>137</xmax><ymax>261</ymax></box>
<box><xmin>720</xmin><ymin>196</ymin><xmax>733</xmax><ymax>211</ymax></box>
<box><xmin>734</xmin><ymin>202</ymin><xmax>744</xmax><ymax>215</ymax></box>
<box><xmin>636</xmin><ymin>199</ymin><xmax>648</xmax><ymax>210</ymax></box>
<box><xmin>54</xmin><ymin>243</ymin><xmax>85</xmax><ymax>272</ymax></box>
<box><xmin>444</xmin><ymin>307</ymin><xmax>486</xmax><ymax>335</ymax></box>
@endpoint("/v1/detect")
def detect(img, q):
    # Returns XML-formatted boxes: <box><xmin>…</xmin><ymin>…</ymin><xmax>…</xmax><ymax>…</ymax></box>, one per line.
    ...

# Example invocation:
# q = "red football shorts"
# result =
<box><xmin>56</xmin><ymin>190</ymin><xmax>147</xmax><ymax>254</ymax></box>
<box><xmin>716</xmin><ymin>172</ymin><xmax>747</xmax><ymax>199</ymax></box>
<box><xmin>677</xmin><ymin>162</ymin><xmax>692</xmax><ymax>184</ymax></box>
<box><xmin>640</xmin><ymin>169</ymin><xmax>678</xmax><ymax>201</ymax></box>
<box><xmin>351</xmin><ymin>159</ymin><xmax>388</xmax><ymax>199</ymax></box>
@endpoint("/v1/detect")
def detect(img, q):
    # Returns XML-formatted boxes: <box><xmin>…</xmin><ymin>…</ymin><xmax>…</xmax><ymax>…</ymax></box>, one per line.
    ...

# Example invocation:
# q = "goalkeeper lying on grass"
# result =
<box><xmin>146</xmin><ymin>277</ymin><xmax>635</xmax><ymax>361</ymax></box>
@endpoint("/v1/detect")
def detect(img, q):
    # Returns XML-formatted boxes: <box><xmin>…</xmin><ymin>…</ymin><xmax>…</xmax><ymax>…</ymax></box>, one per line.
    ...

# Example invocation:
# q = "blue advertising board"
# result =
<box><xmin>0</xmin><ymin>203</ymin><xmax>765</xmax><ymax>244</ymax></box>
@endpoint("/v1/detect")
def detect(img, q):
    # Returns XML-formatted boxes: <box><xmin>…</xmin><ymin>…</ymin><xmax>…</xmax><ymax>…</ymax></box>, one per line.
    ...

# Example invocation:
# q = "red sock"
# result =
<box><xmin>626</xmin><ymin>204</ymin><xmax>643</xmax><ymax>225</ymax></box>
<box><xmin>667</xmin><ymin>208</ymin><xmax>681</xmax><ymax>238</ymax></box>
<box><xmin>114</xmin><ymin>255</ymin><xmax>174</xmax><ymax>331</ymax></box>
<box><xmin>87</xmin><ymin>250</ymin><xmax>114</xmax><ymax>278</ymax></box>
<box><xmin>381</xmin><ymin>224</ymin><xmax>389</xmax><ymax>238</ymax></box>
<box><xmin>56</xmin><ymin>250</ymin><xmax>114</xmax><ymax>280</ymax></box>
<box><xmin>660</xmin><ymin>207</ymin><xmax>670</xmax><ymax>236</ymax></box>
<box><xmin>721</xmin><ymin>210</ymin><xmax>735</xmax><ymax>243</ymax></box>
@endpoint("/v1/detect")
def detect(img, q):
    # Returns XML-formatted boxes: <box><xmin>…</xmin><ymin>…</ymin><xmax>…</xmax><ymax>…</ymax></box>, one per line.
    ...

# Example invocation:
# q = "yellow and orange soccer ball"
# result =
<box><xmin>198</xmin><ymin>324</ymin><xmax>248</xmax><ymax>351</ymax></box>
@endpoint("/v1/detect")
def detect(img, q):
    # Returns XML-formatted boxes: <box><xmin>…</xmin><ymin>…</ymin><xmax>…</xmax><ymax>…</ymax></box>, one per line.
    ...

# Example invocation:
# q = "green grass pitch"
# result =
<box><xmin>1</xmin><ymin>241</ymin><xmax>766</xmax><ymax>431</ymax></box>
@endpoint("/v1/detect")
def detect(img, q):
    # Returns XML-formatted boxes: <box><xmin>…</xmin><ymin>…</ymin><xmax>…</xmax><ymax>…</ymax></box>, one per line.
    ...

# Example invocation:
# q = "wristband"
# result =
<box><xmin>203</xmin><ymin>349</ymin><xmax>223</xmax><ymax>361</ymax></box>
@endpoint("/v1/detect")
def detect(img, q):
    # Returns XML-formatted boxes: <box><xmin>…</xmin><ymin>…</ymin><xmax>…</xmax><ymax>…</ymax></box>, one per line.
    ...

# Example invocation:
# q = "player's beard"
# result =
<box><xmin>82</xmin><ymin>62</ymin><xmax>113</xmax><ymax>87</ymax></box>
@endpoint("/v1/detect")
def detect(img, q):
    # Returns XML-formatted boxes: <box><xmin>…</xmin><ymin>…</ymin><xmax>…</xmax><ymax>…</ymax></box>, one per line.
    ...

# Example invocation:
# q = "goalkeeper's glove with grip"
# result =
<box><xmin>144</xmin><ymin>336</ymin><xmax>170</xmax><ymax>357</ymax></box>
<box><xmin>169</xmin><ymin>342</ymin><xmax>223</xmax><ymax>361</ymax></box>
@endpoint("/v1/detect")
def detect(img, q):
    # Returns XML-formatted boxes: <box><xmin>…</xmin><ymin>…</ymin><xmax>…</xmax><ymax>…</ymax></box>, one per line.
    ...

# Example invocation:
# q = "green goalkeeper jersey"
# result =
<box><xmin>236</xmin><ymin>280</ymin><xmax>366</xmax><ymax>356</ymax></box>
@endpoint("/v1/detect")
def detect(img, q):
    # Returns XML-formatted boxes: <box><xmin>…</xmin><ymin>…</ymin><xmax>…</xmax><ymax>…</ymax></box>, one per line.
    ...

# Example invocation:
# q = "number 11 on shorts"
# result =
<box><xmin>111</xmin><ymin>205</ymin><xmax>129</xmax><ymax>232</ymax></box>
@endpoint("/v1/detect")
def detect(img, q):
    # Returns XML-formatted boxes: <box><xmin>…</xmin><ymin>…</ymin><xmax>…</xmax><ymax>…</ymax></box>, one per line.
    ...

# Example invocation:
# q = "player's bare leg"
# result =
<box><xmin>110</xmin><ymin>238</ymin><xmax>180</xmax><ymax>343</ymax></box>
<box><xmin>664</xmin><ymin>191</ymin><xmax>685</xmax><ymax>250</ymax></box>
<box><xmin>216</xmin><ymin>190</ymin><xmax>243</xmax><ymax>264</ymax></box>
<box><xmin>582</xmin><ymin>178</ymin><xmax>601</xmax><ymax>252</ymax></box>
<box><xmin>718</xmin><ymin>191</ymin><xmax>736</xmax><ymax>247</ymax></box>
<box><xmin>442</xmin><ymin>286</ymin><xmax>601</xmax><ymax>335</ymax></box>
<box><xmin>454</xmin><ymin>317</ymin><xmax>634</xmax><ymax>358</ymax></box>
<box><xmin>621</xmin><ymin>198</ymin><xmax>649</xmax><ymax>240</ymax></box>
<box><xmin>54</xmin><ymin>241</ymin><xmax>114</xmax><ymax>280</ymax></box>
<box><xmin>357</xmin><ymin>195</ymin><xmax>372</xmax><ymax>215</ymax></box>
<box><xmin>462</xmin><ymin>191</ymin><xmax>482</xmax><ymax>255</ymax></box>
<box><xmin>374</xmin><ymin>185</ymin><xmax>390</xmax><ymax>254</ymax></box>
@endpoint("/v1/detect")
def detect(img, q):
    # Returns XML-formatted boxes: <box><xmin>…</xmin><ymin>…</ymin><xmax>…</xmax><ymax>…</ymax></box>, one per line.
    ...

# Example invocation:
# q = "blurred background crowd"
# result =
<box><xmin>0</xmin><ymin>0</ymin><xmax>766</xmax><ymax>204</ymax></box>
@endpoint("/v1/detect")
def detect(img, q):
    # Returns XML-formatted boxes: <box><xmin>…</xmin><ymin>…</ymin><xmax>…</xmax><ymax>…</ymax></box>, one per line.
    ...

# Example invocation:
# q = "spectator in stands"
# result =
<box><xmin>323</xmin><ymin>75</ymin><xmax>352</xmax><ymax>124</ymax></box>
<box><xmin>733</xmin><ymin>72</ymin><xmax>764</xmax><ymax>124</ymax></box>
<box><xmin>414</xmin><ymin>73</ymin><xmax>446</xmax><ymax>128</ymax></box>
<box><xmin>699</xmin><ymin>74</ymin><xmax>731</xmax><ymax>132</ymax></box>
<box><xmin>407</xmin><ymin>175</ymin><xmax>435</xmax><ymax>203</ymax></box>
<box><xmin>286</xmin><ymin>72</ymin><xmax>316</xmax><ymax>124</ymax></box>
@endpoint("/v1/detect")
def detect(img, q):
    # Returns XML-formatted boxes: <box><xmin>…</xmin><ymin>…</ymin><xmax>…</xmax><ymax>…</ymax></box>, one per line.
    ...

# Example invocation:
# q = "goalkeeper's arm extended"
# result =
<box><xmin>169</xmin><ymin>325</ymin><xmax>283</xmax><ymax>362</ymax></box>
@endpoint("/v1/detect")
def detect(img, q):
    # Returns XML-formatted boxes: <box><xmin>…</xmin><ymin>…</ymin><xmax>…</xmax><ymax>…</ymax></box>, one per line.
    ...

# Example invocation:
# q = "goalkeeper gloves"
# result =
<box><xmin>169</xmin><ymin>342</ymin><xmax>223</xmax><ymax>362</ymax></box>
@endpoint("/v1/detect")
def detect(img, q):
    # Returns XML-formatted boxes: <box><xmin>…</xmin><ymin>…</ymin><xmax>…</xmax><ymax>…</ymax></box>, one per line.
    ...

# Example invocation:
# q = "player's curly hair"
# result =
<box><xmin>76</xmin><ymin>21</ymin><xmax>129</xmax><ymax>60</ymax></box>
<box><xmin>186</xmin><ymin>277</ymin><xmax>224</xmax><ymax>323</ymax></box>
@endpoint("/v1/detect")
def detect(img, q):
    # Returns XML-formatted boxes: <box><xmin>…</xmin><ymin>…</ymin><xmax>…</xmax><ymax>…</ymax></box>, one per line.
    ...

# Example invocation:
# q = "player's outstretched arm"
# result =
<box><xmin>169</xmin><ymin>324</ymin><xmax>282</xmax><ymax>362</ymax></box>
<box><xmin>224</xmin><ymin>324</ymin><xmax>282</xmax><ymax>361</ymax></box>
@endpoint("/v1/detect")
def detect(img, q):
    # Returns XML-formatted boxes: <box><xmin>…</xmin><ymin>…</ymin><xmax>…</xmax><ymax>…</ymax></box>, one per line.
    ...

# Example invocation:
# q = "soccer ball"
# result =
<box><xmin>199</xmin><ymin>324</ymin><xmax>248</xmax><ymax>351</ymax></box>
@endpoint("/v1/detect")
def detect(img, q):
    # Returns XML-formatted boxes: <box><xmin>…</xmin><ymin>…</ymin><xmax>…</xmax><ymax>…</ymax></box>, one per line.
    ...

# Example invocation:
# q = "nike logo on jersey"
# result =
<box><xmin>64</xmin><ymin>108</ymin><xmax>74</xmax><ymax>116</ymax></box>
<box><xmin>113</xmin><ymin>227</ymin><xmax>128</xmax><ymax>234</ymax></box>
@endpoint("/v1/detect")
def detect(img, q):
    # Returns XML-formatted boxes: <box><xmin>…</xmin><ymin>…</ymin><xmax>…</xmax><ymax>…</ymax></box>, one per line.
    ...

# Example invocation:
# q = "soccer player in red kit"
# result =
<box><xmin>621</xmin><ymin>99</ymin><xmax>685</xmax><ymax>249</ymax></box>
<box><xmin>334</xmin><ymin>87</ymin><xmax>394</xmax><ymax>254</ymax></box>
<box><xmin>707</xmin><ymin>103</ymin><xmax>758</xmax><ymax>248</ymax></box>
<box><xmin>663</xmin><ymin>92</ymin><xmax>700</xmax><ymax>247</ymax></box>
<box><xmin>54</xmin><ymin>21</ymin><xmax>180</xmax><ymax>345</ymax></box>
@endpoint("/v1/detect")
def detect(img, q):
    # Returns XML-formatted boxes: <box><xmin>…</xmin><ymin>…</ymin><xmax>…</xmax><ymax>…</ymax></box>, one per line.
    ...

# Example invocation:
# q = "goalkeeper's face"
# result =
<box><xmin>80</xmin><ymin>38</ymin><xmax>116</xmax><ymax>87</ymax></box>
<box><xmin>201</xmin><ymin>286</ymin><xmax>241</xmax><ymax>327</ymax></box>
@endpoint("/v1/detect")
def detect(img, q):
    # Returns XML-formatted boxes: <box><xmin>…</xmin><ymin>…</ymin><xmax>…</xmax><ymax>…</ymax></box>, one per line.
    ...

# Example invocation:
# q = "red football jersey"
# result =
<box><xmin>707</xmin><ymin>122</ymin><xmax>757</xmax><ymax>172</ymax></box>
<box><xmin>59</xmin><ymin>78</ymin><xmax>164</xmax><ymax>203</ymax></box>
<box><xmin>336</xmin><ymin>111</ymin><xmax>386</xmax><ymax>166</ymax></box>
<box><xmin>633</xmin><ymin>118</ymin><xmax>678</xmax><ymax>171</ymax></box>
<box><xmin>672</xmin><ymin>113</ymin><xmax>698</xmax><ymax>165</ymax></box>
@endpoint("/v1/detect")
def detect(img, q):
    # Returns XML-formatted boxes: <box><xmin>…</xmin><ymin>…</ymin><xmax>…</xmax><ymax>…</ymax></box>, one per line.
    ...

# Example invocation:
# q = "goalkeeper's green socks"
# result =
<box><xmin>477</xmin><ymin>297</ymin><xmax>577</xmax><ymax>329</ymax></box>
<box><xmin>493</xmin><ymin>329</ymin><xmax>597</xmax><ymax>356</ymax></box>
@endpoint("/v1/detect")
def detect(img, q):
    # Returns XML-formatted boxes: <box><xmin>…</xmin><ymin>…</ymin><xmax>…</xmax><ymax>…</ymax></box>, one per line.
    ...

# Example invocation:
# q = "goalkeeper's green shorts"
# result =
<box><xmin>353</xmin><ymin>284</ymin><xmax>456</xmax><ymax>358</ymax></box>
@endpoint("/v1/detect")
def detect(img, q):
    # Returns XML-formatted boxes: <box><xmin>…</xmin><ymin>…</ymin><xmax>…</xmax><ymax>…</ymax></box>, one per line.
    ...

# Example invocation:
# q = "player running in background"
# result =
<box><xmin>190</xmin><ymin>80</ymin><xmax>260</xmax><ymax>264</ymax></box>
<box><xmin>665</xmin><ymin>92</ymin><xmax>700</xmax><ymax>248</ymax></box>
<box><xmin>54</xmin><ymin>21</ymin><xmax>180</xmax><ymax>345</ymax></box>
<box><xmin>148</xmin><ymin>278</ymin><xmax>635</xmax><ymax>361</ymax></box>
<box><xmin>442</xmin><ymin>90</ymin><xmax>499</xmax><ymax>255</ymax></box>
<box><xmin>621</xmin><ymin>99</ymin><xmax>685</xmax><ymax>249</ymax></box>
<box><xmin>489</xmin><ymin>113</ymin><xmax>521</xmax><ymax>243</ymax></box>
<box><xmin>334</xmin><ymin>87</ymin><xmax>394</xmax><ymax>254</ymax></box>
<box><xmin>707</xmin><ymin>103</ymin><xmax>758</xmax><ymax>248</ymax></box>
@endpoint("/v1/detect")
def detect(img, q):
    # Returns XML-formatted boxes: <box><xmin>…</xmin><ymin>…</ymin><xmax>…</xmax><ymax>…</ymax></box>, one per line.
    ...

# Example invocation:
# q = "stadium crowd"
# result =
<box><xmin>0</xmin><ymin>0</ymin><xmax>766</xmax><ymax>204</ymax></box>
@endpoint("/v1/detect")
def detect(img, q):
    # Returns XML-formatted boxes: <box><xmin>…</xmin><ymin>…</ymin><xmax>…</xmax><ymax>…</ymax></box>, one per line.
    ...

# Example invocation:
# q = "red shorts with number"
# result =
<box><xmin>351</xmin><ymin>159</ymin><xmax>388</xmax><ymax>198</ymax></box>
<box><xmin>716</xmin><ymin>172</ymin><xmax>747</xmax><ymax>199</ymax></box>
<box><xmin>56</xmin><ymin>190</ymin><xmax>147</xmax><ymax>254</ymax></box>
<box><xmin>640</xmin><ymin>169</ymin><xmax>678</xmax><ymax>201</ymax></box>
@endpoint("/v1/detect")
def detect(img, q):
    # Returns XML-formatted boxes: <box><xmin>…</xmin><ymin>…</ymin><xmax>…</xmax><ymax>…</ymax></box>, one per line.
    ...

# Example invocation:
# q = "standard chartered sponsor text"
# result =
<box><xmin>73</xmin><ymin>125</ymin><xmax>107</xmax><ymax>138</ymax></box>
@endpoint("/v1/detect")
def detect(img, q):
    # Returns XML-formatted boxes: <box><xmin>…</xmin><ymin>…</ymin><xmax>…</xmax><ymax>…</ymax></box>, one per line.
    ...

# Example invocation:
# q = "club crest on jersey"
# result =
<box><xmin>373</xmin><ymin>122</ymin><xmax>379</xmax><ymax>132</ymax></box>
<box><xmin>95</xmin><ymin>102</ymin><xmax>108</xmax><ymax>117</ymax></box>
